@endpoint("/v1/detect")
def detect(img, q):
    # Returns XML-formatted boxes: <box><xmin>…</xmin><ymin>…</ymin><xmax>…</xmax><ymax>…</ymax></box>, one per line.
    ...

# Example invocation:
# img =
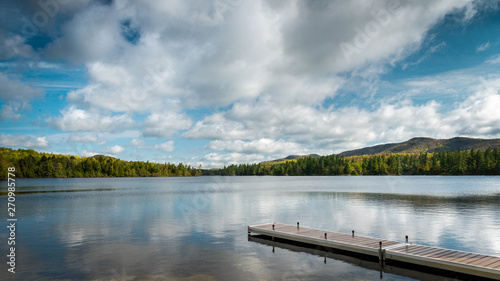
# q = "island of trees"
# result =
<box><xmin>0</xmin><ymin>147</ymin><xmax>200</xmax><ymax>180</ymax></box>
<box><xmin>204</xmin><ymin>149</ymin><xmax>500</xmax><ymax>176</ymax></box>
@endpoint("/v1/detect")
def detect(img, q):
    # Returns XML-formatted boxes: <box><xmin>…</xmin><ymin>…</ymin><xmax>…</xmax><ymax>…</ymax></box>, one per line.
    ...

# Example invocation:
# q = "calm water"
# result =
<box><xmin>1</xmin><ymin>176</ymin><xmax>500</xmax><ymax>280</ymax></box>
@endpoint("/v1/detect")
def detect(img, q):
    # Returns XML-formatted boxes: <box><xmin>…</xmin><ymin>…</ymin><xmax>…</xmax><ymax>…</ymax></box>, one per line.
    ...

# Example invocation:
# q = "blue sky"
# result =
<box><xmin>2</xmin><ymin>0</ymin><xmax>500</xmax><ymax>168</ymax></box>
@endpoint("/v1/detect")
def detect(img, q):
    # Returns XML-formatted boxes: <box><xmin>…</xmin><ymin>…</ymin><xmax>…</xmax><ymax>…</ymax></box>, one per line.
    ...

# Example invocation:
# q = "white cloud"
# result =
<box><xmin>25</xmin><ymin>136</ymin><xmax>50</xmax><ymax>149</ymax></box>
<box><xmin>486</xmin><ymin>54</ymin><xmax>500</xmax><ymax>64</ymax></box>
<box><xmin>142</xmin><ymin>112</ymin><xmax>192</xmax><ymax>138</ymax></box>
<box><xmin>154</xmin><ymin>141</ymin><xmax>175</xmax><ymax>152</ymax></box>
<box><xmin>68</xmin><ymin>134</ymin><xmax>99</xmax><ymax>143</ymax></box>
<box><xmin>283</xmin><ymin>0</ymin><xmax>474</xmax><ymax>75</ymax></box>
<box><xmin>80</xmin><ymin>150</ymin><xmax>99</xmax><ymax>157</ymax></box>
<box><xmin>207</xmin><ymin>138</ymin><xmax>306</xmax><ymax>155</ymax></box>
<box><xmin>104</xmin><ymin>145</ymin><xmax>125</xmax><ymax>155</ymax></box>
<box><xmin>52</xmin><ymin>106</ymin><xmax>134</xmax><ymax>132</ymax></box>
<box><xmin>0</xmin><ymin>73</ymin><xmax>43</xmax><ymax>120</ymax></box>
<box><xmin>0</xmin><ymin>73</ymin><xmax>43</xmax><ymax>101</ymax></box>
<box><xmin>5</xmin><ymin>0</ymin><xmax>495</xmax><ymax>166</ymax></box>
<box><xmin>448</xmin><ymin>81</ymin><xmax>500</xmax><ymax>136</ymax></box>
<box><xmin>202</xmin><ymin>152</ymin><xmax>265</xmax><ymax>168</ymax></box>
<box><xmin>0</xmin><ymin>134</ymin><xmax>50</xmax><ymax>149</ymax></box>
<box><xmin>0</xmin><ymin>33</ymin><xmax>34</xmax><ymax>59</ymax></box>
<box><xmin>183</xmin><ymin>113</ymin><xmax>252</xmax><ymax>140</ymax></box>
<box><xmin>186</xmin><ymin>76</ymin><xmax>500</xmax><ymax>155</ymax></box>
<box><xmin>129</xmin><ymin>138</ymin><xmax>148</xmax><ymax>149</ymax></box>
<box><xmin>477</xmin><ymin>41</ymin><xmax>490</xmax><ymax>52</ymax></box>
<box><xmin>1</xmin><ymin>104</ymin><xmax>22</xmax><ymax>120</ymax></box>
<box><xmin>48</xmin><ymin>0</ymin><xmax>475</xmax><ymax>117</ymax></box>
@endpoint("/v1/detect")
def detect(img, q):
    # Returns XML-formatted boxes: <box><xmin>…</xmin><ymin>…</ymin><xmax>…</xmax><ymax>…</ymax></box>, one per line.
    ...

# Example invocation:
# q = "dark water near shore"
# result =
<box><xmin>1</xmin><ymin>176</ymin><xmax>499</xmax><ymax>280</ymax></box>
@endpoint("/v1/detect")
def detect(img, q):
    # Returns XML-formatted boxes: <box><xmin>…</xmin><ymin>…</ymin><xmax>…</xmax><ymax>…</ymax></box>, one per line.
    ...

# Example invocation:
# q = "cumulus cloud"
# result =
<box><xmin>448</xmin><ymin>82</ymin><xmax>500</xmax><ymax>136</ymax></box>
<box><xmin>0</xmin><ymin>73</ymin><xmax>43</xmax><ymax>120</ymax></box>
<box><xmin>183</xmin><ymin>113</ymin><xmax>252</xmax><ymax>140</ymax></box>
<box><xmin>1</xmin><ymin>104</ymin><xmax>22</xmax><ymax>121</ymax></box>
<box><xmin>0</xmin><ymin>134</ymin><xmax>50</xmax><ymax>149</ymax></box>
<box><xmin>192</xmin><ymin>77</ymin><xmax>500</xmax><ymax>155</ymax></box>
<box><xmin>51</xmin><ymin>106</ymin><xmax>134</xmax><ymax>132</ymax></box>
<box><xmin>206</xmin><ymin>138</ymin><xmax>306</xmax><ymax>155</ymax></box>
<box><xmin>68</xmin><ymin>134</ymin><xmax>99</xmax><ymax>143</ymax></box>
<box><xmin>154</xmin><ymin>141</ymin><xmax>175</xmax><ymax>152</ymax></box>
<box><xmin>280</xmin><ymin>0</ymin><xmax>474</xmax><ymax>74</ymax></box>
<box><xmin>80</xmin><ymin>150</ymin><xmax>99</xmax><ymax>157</ymax></box>
<box><xmin>3</xmin><ymin>0</ymin><xmax>495</xmax><ymax>166</ymax></box>
<box><xmin>129</xmin><ymin>138</ymin><xmax>148</xmax><ymax>149</ymax></box>
<box><xmin>203</xmin><ymin>152</ymin><xmax>265</xmax><ymax>168</ymax></box>
<box><xmin>104</xmin><ymin>145</ymin><xmax>125</xmax><ymax>155</ymax></box>
<box><xmin>142</xmin><ymin>112</ymin><xmax>192</xmax><ymax>138</ymax></box>
<box><xmin>48</xmin><ymin>0</ymin><xmax>476</xmax><ymax>116</ymax></box>
<box><xmin>0</xmin><ymin>33</ymin><xmax>34</xmax><ymax>59</ymax></box>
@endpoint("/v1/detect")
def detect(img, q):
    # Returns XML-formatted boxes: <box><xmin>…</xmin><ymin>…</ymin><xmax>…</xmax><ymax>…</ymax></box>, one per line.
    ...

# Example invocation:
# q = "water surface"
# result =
<box><xmin>1</xmin><ymin>176</ymin><xmax>499</xmax><ymax>280</ymax></box>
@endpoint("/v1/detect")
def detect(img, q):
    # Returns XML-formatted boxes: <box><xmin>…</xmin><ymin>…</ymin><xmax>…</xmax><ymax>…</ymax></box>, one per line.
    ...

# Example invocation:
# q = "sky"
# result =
<box><xmin>1</xmin><ymin>0</ymin><xmax>500</xmax><ymax>168</ymax></box>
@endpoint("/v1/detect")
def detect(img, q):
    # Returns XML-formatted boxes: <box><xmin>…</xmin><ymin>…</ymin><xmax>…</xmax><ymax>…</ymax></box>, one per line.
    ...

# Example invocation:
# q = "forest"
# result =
<box><xmin>0</xmin><ymin>147</ymin><xmax>201</xmax><ymax>180</ymax></box>
<box><xmin>2</xmin><ymin>147</ymin><xmax>500</xmax><ymax>180</ymax></box>
<box><xmin>204</xmin><ymin>148</ymin><xmax>500</xmax><ymax>176</ymax></box>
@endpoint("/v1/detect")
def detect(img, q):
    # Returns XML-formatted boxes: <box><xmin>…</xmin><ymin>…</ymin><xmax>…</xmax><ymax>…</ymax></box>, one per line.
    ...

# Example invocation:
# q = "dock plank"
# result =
<box><xmin>248</xmin><ymin>223</ymin><xmax>500</xmax><ymax>280</ymax></box>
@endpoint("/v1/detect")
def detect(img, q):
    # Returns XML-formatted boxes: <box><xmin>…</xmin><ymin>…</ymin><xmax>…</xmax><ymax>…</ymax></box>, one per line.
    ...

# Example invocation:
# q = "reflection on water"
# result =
<box><xmin>0</xmin><ymin>176</ymin><xmax>499</xmax><ymax>280</ymax></box>
<box><xmin>248</xmin><ymin>235</ymin><xmax>473</xmax><ymax>281</ymax></box>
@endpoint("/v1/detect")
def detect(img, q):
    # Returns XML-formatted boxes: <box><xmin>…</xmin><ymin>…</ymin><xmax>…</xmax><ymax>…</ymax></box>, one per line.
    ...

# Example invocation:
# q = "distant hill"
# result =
<box><xmin>284</xmin><ymin>154</ymin><xmax>321</xmax><ymax>160</ymax></box>
<box><xmin>91</xmin><ymin>154</ymin><xmax>117</xmax><ymax>160</ymax></box>
<box><xmin>339</xmin><ymin>137</ymin><xmax>500</xmax><ymax>157</ymax></box>
<box><xmin>261</xmin><ymin>154</ymin><xmax>321</xmax><ymax>164</ymax></box>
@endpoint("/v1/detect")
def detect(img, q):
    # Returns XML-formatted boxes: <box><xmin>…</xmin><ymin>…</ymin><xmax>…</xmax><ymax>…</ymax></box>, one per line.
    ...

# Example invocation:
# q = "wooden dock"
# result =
<box><xmin>248</xmin><ymin>223</ymin><xmax>500</xmax><ymax>280</ymax></box>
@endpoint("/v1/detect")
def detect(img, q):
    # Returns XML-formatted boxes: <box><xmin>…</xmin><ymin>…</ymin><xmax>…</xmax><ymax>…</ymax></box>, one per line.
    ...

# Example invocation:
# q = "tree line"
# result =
<box><xmin>2</xmin><ymin>147</ymin><xmax>500</xmax><ymax>180</ymax></box>
<box><xmin>203</xmin><ymin>148</ymin><xmax>500</xmax><ymax>176</ymax></box>
<box><xmin>0</xmin><ymin>147</ymin><xmax>201</xmax><ymax>180</ymax></box>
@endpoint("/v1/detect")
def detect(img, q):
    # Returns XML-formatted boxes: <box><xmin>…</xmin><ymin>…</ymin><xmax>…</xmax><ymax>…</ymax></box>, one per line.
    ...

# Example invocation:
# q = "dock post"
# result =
<box><xmin>272</xmin><ymin>224</ymin><xmax>275</xmax><ymax>240</ymax></box>
<box><xmin>352</xmin><ymin>230</ymin><xmax>354</xmax><ymax>237</ymax></box>
<box><xmin>379</xmin><ymin>241</ymin><xmax>383</xmax><ymax>261</ymax></box>
<box><xmin>405</xmin><ymin>235</ymin><xmax>408</xmax><ymax>244</ymax></box>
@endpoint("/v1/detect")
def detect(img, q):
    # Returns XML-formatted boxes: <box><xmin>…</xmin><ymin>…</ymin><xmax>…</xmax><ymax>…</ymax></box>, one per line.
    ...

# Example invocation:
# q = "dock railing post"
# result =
<box><xmin>297</xmin><ymin>222</ymin><xmax>299</xmax><ymax>229</ymax></box>
<box><xmin>272</xmin><ymin>224</ymin><xmax>275</xmax><ymax>240</ymax></box>
<box><xmin>325</xmin><ymin>233</ymin><xmax>327</xmax><ymax>239</ymax></box>
<box><xmin>379</xmin><ymin>241</ymin><xmax>383</xmax><ymax>261</ymax></box>
<box><xmin>352</xmin><ymin>230</ymin><xmax>354</xmax><ymax>237</ymax></box>
<box><xmin>405</xmin><ymin>235</ymin><xmax>408</xmax><ymax>244</ymax></box>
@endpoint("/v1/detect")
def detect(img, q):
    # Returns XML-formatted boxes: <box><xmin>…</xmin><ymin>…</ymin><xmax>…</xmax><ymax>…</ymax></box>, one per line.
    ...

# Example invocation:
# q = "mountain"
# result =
<box><xmin>284</xmin><ymin>154</ymin><xmax>321</xmax><ymax>160</ymax></box>
<box><xmin>261</xmin><ymin>154</ymin><xmax>321</xmax><ymax>165</ymax></box>
<box><xmin>339</xmin><ymin>137</ymin><xmax>500</xmax><ymax>157</ymax></box>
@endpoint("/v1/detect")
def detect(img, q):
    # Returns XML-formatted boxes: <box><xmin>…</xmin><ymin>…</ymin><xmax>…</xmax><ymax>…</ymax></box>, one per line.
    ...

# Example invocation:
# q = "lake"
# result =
<box><xmin>1</xmin><ymin>176</ymin><xmax>500</xmax><ymax>280</ymax></box>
